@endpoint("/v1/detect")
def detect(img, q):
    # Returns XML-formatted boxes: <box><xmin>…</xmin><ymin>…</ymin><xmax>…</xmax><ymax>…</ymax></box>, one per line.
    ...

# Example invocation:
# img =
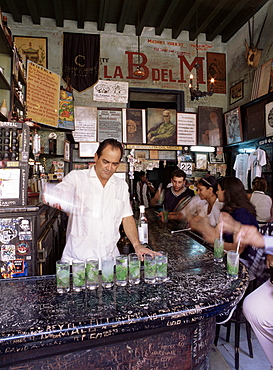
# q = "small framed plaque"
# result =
<box><xmin>79</xmin><ymin>142</ymin><xmax>99</xmax><ymax>158</ymax></box>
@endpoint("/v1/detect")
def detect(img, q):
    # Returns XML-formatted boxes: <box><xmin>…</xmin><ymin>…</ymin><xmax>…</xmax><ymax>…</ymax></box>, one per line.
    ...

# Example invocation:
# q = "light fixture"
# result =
<box><xmin>133</xmin><ymin>36</ymin><xmax>145</xmax><ymax>77</ymax></box>
<box><xmin>190</xmin><ymin>146</ymin><xmax>215</xmax><ymax>153</ymax></box>
<box><xmin>189</xmin><ymin>20</ymin><xmax>214</xmax><ymax>101</ymax></box>
<box><xmin>133</xmin><ymin>0</ymin><xmax>145</xmax><ymax>78</ymax></box>
<box><xmin>239</xmin><ymin>148</ymin><xmax>255</xmax><ymax>153</ymax></box>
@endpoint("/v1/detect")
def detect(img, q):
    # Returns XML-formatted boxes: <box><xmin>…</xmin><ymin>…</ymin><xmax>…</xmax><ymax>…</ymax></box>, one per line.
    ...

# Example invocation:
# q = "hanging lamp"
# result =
<box><xmin>133</xmin><ymin>0</ymin><xmax>145</xmax><ymax>77</ymax></box>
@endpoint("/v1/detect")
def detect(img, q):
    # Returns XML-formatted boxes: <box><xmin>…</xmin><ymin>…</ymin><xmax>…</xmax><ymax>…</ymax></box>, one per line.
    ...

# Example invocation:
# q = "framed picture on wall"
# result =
<box><xmin>209</xmin><ymin>152</ymin><xmax>225</xmax><ymax>163</ymax></box>
<box><xmin>14</xmin><ymin>36</ymin><xmax>47</xmax><ymax>68</ymax></box>
<box><xmin>195</xmin><ymin>153</ymin><xmax>207</xmax><ymax>170</ymax></box>
<box><xmin>224</xmin><ymin>107</ymin><xmax>243</xmax><ymax>145</ymax></box>
<box><xmin>198</xmin><ymin>106</ymin><xmax>223</xmax><ymax>146</ymax></box>
<box><xmin>265</xmin><ymin>101</ymin><xmax>273</xmax><ymax>136</ymax></box>
<box><xmin>230</xmin><ymin>80</ymin><xmax>244</xmax><ymax>105</ymax></box>
<box><xmin>122</xmin><ymin>108</ymin><xmax>146</xmax><ymax>144</ymax></box>
<box><xmin>147</xmin><ymin>108</ymin><xmax>177</xmax><ymax>145</ymax></box>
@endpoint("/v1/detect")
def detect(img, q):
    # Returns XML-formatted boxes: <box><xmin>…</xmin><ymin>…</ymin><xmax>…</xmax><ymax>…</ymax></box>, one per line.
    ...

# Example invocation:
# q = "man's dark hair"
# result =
<box><xmin>171</xmin><ymin>169</ymin><xmax>186</xmax><ymax>179</ymax></box>
<box><xmin>96</xmin><ymin>138</ymin><xmax>124</xmax><ymax>161</ymax></box>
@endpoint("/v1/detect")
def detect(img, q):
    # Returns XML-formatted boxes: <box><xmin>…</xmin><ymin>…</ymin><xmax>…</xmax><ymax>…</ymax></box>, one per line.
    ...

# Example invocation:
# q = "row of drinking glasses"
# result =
<box><xmin>56</xmin><ymin>252</ymin><xmax>168</xmax><ymax>293</ymax></box>
<box><xmin>213</xmin><ymin>238</ymin><xmax>239</xmax><ymax>279</ymax></box>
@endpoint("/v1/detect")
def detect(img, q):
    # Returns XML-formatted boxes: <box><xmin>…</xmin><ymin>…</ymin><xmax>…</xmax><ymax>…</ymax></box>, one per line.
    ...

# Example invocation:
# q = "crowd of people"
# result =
<box><xmin>44</xmin><ymin>139</ymin><xmax>273</xmax><ymax>369</ymax></box>
<box><xmin>141</xmin><ymin>170</ymin><xmax>273</xmax><ymax>368</ymax></box>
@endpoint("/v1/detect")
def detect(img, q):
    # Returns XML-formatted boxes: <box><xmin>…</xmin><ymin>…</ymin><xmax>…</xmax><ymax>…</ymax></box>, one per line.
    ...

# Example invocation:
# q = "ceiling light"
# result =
<box><xmin>190</xmin><ymin>146</ymin><xmax>215</xmax><ymax>152</ymax></box>
<box><xmin>189</xmin><ymin>16</ymin><xmax>214</xmax><ymax>101</ymax></box>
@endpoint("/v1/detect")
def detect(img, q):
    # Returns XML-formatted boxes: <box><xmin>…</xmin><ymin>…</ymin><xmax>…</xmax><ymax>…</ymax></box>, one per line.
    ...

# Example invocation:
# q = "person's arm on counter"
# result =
<box><xmin>220</xmin><ymin>212</ymin><xmax>273</xmax><ymax>254</ymax></box>
<box><xmin>122</xmin><ymin>215</ymin><xmax>159</xmax><ymax>259</ymax></box>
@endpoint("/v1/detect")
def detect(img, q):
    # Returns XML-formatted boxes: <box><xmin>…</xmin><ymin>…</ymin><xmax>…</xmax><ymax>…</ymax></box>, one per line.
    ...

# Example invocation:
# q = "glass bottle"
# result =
<box><xmin>138</xmin><ymin>205</ymin><xmax>148</xmax><ymax>244</ymax></box>
<box><xmin>0</xmin><ymin>99</ymin><xmax>8</xmax><ymax>117</ymax></box>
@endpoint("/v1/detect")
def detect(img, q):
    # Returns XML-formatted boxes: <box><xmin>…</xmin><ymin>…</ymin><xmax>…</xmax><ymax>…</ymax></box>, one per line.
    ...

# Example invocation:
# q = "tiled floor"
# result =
<box><xmin>210</xmin><ymin>322</ymin><xmax>270</xmax><ymax>370</ymax></box>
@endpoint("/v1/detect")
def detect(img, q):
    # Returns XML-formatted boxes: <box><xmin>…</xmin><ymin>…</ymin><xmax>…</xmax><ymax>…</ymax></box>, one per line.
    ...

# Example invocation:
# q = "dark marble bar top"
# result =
<box><xmin>0</xmin><ymin>211</ymin><xmax>249</xmax><ymax>356</ymax></box>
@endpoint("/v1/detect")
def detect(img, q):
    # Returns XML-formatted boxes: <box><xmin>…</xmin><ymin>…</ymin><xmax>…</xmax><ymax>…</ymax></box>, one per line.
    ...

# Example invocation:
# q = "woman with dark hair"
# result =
<box><xmin>218</xmin><ymin>177</ymin><xmax>269</xmax><ymax>281</ymax></box>
<box><xmin>217</xmin><ymin>176</ymin><xmax>257</xmax><ymax>234</ymax></box>
<box><xmin>181</xmin><ymin>175</ymin><xmax>223</xmax><ymax>227</ymax></box>
<box><xmin>196</xmin><ymin>176</ymin><xmax>223</xmax><ymax>227</ymax></box>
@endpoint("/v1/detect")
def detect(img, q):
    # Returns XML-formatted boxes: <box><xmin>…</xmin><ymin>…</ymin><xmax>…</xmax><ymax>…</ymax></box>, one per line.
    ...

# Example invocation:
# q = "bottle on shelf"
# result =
<box><xmin>2</xmin><ymin>16</ymin><xmax>12</xmax><ymax>47</ymax></box>
<box><xmin>0</xmin><ymin>100</ymin><xmax>8</xmax><ymax>117</ymax></box>
<box><xmin>138</xmin><ymin>205</ymin><xmax>148</xmax><ymax>244</ymax></box>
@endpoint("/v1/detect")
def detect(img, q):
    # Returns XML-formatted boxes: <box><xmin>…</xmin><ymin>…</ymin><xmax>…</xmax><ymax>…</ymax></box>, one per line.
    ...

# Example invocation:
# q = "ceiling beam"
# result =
<box><xmin>26</xmin><ymin>0</ymin><xmax>40</xmax><ymax>24</ymax></box>
<box><xmin>206</xmin><ymin>0</ymin><xmax>250</xmax><ymax>41</ymax></box>
<box><xmin>136</xmin><ymin>0</ymin><xmax>155</xmax><ymax>36</ymax></box>
<box><xmin>5</xmin><ymin>0</ymin><xmax>22</xmax><ymax>23</ymax></box>
<box><xmin>189</xmin><ymin>0</ymin><xmax>227</xmax><ymax>41</ymax></box>
<box><xmin>117</xmin><ymin>0</ymin><xmax>134</xmax><ymax>33</ymax></box>
<box><xmin>77</xmin><ymin>0</ymin><xmax>86</xmax><ymax>29</ymax></box>
<box><xmin>98</xmin><ymin>0</ymin><xmax>110</xmax><ymax>31</ymax></box>
<box><xmin>221</xmin><ymin>3</ymin><xmax>267</xmax><ymax>42</ymax></box>
<box><xmin>53</xmin><ymin>0</ymin><xmax>64</xmax><ymax>28</ymax></box>
<box><xmin>172</xmin><ymin>0</ymin><xmax>203</xmax><ymax>39</ymax></box>
<box><xmin>155</xmin><ymin>0</ymin><xmax>180</xmax><ymax>36</ymax></box>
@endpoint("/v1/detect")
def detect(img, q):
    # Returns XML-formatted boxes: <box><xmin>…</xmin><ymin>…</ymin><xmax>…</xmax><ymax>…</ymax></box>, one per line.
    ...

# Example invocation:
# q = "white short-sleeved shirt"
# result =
<box><xmin>250</xmin><ymin>191</ymin><xmax>272</xmax><ymax>224</ymax></box>
<box><xmin>47</xmin><ymin>167</ymin><xmax>133</xmax><ymax>265</ymax></box>
<box><xmin>233</xmin><ymin>153</ymin><xmax>249</xmax><ymax>189</ymax></box>
<box><xmin>247</xmin><ymin>148</ymin><xmax>267</xmax><ymax>183</ymax></box>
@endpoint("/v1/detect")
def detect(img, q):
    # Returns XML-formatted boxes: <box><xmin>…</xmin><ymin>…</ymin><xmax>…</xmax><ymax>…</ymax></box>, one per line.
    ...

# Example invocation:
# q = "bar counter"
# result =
<box><xmin>0</xmin><ymin>211</ymin><xmax>249</xmax><ymax>370</ymax></box>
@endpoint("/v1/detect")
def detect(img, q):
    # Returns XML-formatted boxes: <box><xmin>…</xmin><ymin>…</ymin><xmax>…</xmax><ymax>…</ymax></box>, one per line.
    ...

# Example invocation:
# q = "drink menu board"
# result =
<box><xmin>27</xmin><ymin>61</ymin><xmax>60</xmax><ymax>127</ymax></box>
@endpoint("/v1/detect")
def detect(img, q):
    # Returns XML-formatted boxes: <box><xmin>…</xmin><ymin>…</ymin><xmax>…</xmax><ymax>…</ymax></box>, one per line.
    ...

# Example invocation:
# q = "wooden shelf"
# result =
<box><xmin>0</xmin><ymin>26</ymin><xmax>12</xmax><ymax>56</ymax></box>
<box><xmin>0</xmin><ymin>70</ymin><xmax>11</xmax><ymax>90</ymax></box>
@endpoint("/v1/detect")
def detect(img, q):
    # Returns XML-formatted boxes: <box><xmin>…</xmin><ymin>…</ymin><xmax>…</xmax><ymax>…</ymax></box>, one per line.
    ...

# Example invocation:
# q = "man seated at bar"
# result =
<box><xmin>150</xmin><ymin>169</ymin><xmax>194</xmax><ymax>221</ymax></box>
<box><xmin>43</xmin><ymin>138</ymin><xmax>157</xmax><ymax>265</ymax></box>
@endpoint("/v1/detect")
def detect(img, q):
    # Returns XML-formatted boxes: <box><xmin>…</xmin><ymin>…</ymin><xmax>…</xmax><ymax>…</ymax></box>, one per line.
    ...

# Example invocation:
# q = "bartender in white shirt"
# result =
<box><xmin>44</xmin><ymin>139</ymin><xmax>158</xmax><ymax>266</ymax></box>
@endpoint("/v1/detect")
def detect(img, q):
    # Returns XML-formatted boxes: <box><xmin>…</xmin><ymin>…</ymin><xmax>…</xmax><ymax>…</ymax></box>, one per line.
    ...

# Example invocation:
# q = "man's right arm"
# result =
<box><xmin>150</xmin><ymin>189</ymin><xmax>160</xmax><ymax>207</ymax></box>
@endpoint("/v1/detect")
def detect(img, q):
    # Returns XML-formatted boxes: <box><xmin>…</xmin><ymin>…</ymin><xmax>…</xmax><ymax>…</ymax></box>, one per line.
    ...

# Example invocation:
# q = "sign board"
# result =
<box><xmin>27</xmin><ymin>61</ymin><xmax>60</xmax><ymax>127</ymax></box>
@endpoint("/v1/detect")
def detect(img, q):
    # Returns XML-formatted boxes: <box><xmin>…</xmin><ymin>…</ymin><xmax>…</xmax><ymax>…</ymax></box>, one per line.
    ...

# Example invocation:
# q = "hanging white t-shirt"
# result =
<box><xmin>248</xmin><ymin>148</ymin><xmax>267</xmax><ymax>183</ymax></box>
<box><xmin>233</xmin><ymin>153</ymin><xmax>249</xmax><ymax>189</ymax></box>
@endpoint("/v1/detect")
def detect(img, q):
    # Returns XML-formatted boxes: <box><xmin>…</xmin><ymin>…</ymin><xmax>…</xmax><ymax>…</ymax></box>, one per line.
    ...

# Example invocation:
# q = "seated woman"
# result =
<box><xmin>189</xmin><ymin>176</ymin><xmax>269</xmax><ymax>282</ymax></box>
<box><xmin>195</xmin><ymin>176</ymin><xmax>223</xmax><ymax>227</ymax></box>
<box><xmin>248</xmin><ymin>177</ymin><xmax>272</xmax><ymax>226</ymax></box>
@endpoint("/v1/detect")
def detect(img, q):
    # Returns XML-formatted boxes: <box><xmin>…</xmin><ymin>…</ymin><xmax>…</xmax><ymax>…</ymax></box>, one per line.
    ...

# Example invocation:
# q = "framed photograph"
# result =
<box><xmin>14</xmin><ymin>36</ymin><xmax>47</xmax><ymax>68</ymax></box>
<box><xmin>64</xmin><ymin>140</ymin><xmax>70</xmax><ymax>162</ymax></box>
<box><xmin>195</xmin><ymin>153</ymin><xmax>207</xmax><ymax>170</ymax></box>
<box><xmin>244</xmin><ymin>101</ymin><xmax>265</xmax><ymax>141</ymax></box>
<box><xmin>209</xmin><ymin>152</ymin><xmax>225</xmax><ymax>163</ymax></box>
<box><xmin>206</xmin><ymin>52</ymin><xmax>226</xmax><ymax>94</ymax></box>
<box><xmin>198</xmin><ymin>106</ymin><xmax>223</xmax><ymax>146</ymax></box>
<box><xmin>230</xmin><ymin>80</ymin><xmax>244</xmax><ymax>105</ymax></box>
<box><xmin>122</xmin><ymin>108</ymin><xmax>146</xmax><ymax>144</ymax></box>
<box><xmin>224</xmin><ymin>107</ymin><xmax>243</xmax><ymax>145</ymax></box>
<box><xmin>147</xmin><ymin>108</ymin><xmax>177</xmax><ymax>145</ymax></box>
<box><xmin>265</xmin><ymin>101</ymin><xmax>273</xmax><ymax>136</ymax></box>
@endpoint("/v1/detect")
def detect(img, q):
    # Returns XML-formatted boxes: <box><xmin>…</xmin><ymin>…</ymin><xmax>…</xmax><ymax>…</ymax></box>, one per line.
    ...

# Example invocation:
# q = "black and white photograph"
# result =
<box><xmin>224</xmin><ymin>107</ymin><xmax>243</xmax><ymax>144</ymax></box>
<box><xmin>265</xmin><ymin>101</ymin><xmax>273</xmax><ymax>136</ymax></box>
<box><xmin>195</xmin><ymin>153</ymin><xmax>207</xmax><ymax>170</ymax></box>
<box><xmin>209</xmin><ymin>152</ymin><xmax>225</xmax><ymax>163</ymax></box>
